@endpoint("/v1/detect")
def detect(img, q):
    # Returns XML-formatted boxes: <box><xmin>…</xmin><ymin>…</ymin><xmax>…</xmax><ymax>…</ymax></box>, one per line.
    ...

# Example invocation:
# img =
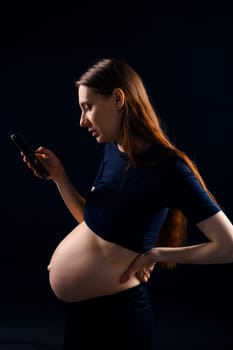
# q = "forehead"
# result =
<box><xmin>78</xmin><ymin>85</ymin><xmax>96</xmax><ymax>103</ymax></box>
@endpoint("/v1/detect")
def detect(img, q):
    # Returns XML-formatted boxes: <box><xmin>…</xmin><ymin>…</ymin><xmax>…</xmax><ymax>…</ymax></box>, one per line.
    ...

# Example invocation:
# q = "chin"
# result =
<box><xmin>95</xmin><ymin>136</ymin><xmax>102</xmax><ymax>143</ymax></box>
<box><xmin>96</xmin><ymin>135</ymin><xmax>108</xmax><ymax>143</ymax></box>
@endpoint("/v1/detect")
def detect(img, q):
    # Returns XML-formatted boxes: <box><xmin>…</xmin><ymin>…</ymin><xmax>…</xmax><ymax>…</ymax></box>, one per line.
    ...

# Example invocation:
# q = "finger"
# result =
<box><xmin>35</xmin><ymin>152</ymin><xmax>48</xmax><ymax>159</ymax></box>
<box><xmin>143</xmin><ymin>270</ymin><xmax>151</xmax><ymax>280</ymax></box>
<box><xmin>120</xmin><ymin>265</ymin><xmax>138</xmax><ymax>283</ymax></box>
<box><xmin>148</xmin><ymin>264</ymin><xmax>155</xmax><ymax>272</ymax></box>
<box><xmin>136</xmin><ymin>271</ymin><xmax>149</xmax><ymax>283</ymax></box>
<box><xmin>142</xmin><ymin>275</ymin><xmax>149</xmax><ymax>283</ymax></box>
<box><xmin>35</xmin><ymin>146</ymin><xmax>45</xmax><ymax>152</ymax></box>
<box><xmin>120</xmin><ymin>256</ymin><xmax>142</xmax><ymax>283</ymax></box>
<box><xmin>144</xmin><ymin>271</ymin><xmax>151</xmax><ymax>280</ymax></box>
<box><xmin>120</xmin><ymin>272</ymin><xmax>130</xmax><ymax>283</ymax></box>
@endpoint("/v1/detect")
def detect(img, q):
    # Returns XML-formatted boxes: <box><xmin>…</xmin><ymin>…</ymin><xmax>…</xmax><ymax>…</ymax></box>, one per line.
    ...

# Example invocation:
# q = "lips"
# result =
<box><xmin>88</xmin><ymin>128</ymin><xmax>98</xmax><ymax>137</ymax></box>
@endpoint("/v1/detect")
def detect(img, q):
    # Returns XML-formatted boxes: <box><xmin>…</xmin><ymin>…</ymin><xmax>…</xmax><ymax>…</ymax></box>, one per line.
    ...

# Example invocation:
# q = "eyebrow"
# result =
<box><xmin>79</xmin><ymin>100</ymin><xmax>89</xmax><ymax>108</ymax></box>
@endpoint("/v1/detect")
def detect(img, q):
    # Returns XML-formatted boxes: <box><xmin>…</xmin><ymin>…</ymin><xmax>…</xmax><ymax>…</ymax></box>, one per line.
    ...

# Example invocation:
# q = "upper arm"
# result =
<box><xmin>163</xmin><ymin>158</ymin><xmax>233</xmax><ymax>254</ymax></box>
<box><xmin>163</xmin><ymin>158</ymin><xmax>221</xmax><ymax>223</ymax></box>
<box><xmin>196</xmin><ymin>210</ymin><xmax>233</xmax><ymax>245</ymax></box>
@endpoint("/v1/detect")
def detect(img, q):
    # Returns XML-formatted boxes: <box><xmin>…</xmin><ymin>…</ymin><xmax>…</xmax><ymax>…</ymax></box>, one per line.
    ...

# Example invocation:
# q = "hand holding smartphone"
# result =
<box><xmin>10</xmin><ymin>132</ymin><xmax>50</xmax><ymax>179</ymax></box>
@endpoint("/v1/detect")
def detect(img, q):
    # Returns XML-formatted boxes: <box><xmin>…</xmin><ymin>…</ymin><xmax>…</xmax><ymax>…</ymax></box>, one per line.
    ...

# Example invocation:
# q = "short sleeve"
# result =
<box><xmin>162</xmin><ymin>157</ymin><xmax>221</xmax><ymax>223</ymax></box>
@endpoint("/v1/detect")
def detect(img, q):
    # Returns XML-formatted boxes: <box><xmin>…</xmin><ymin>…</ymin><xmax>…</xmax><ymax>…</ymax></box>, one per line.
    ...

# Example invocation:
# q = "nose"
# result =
<box><xmin>80</xmin><ymin>113</ymin><xmax>89</xmax><ymax>127</ymax></box>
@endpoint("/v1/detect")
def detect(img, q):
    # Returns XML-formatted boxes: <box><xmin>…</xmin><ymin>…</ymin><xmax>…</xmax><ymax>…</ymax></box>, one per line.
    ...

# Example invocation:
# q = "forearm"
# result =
<box><xmin>54</xmin><ymin>169</ymin><xmax>85</xmax><ymax>223</ymax></box>
<box><xmin>153</xmin><ymin>241</ymin><xmax>233</xmax><ymax>265</ymax></box>
<box><xmin>121</xmin><ymin>212</ymin><xmax>233</xmax><ymax>284</ymax></box>
<box><xmin>153</xmin><ymin>212</ymin><xmax>233</xmax><ymax>265</ymax></box>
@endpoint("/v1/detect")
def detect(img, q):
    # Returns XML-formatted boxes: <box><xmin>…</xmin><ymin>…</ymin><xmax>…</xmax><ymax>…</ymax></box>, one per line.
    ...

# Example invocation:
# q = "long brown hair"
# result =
<box><xmin>76</xmin><ymin>57</ymin><xmax>218</xmax><ymax>269</ymax></box>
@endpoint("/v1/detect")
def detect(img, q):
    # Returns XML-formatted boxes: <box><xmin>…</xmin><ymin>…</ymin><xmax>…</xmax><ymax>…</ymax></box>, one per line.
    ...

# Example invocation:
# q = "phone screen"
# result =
<box><xmin>11</xmin><ymin>132</ymin><xmax>50</xmax><ymax>179</ymax></box>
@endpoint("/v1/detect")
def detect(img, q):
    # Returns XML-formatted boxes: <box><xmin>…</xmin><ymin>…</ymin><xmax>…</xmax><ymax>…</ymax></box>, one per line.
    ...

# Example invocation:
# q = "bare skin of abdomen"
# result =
<box><xmin>48</xmin><ymin>221</ymin><xmax>140</xmax><ymax>302</ymax></box>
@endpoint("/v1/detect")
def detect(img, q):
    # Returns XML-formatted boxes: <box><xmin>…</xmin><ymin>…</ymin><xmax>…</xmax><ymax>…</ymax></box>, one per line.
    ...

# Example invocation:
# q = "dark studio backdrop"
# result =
<box><xmin>0</xmin><ymin>1</ymin><xmax>233</xmax><ymax>349</ymax></box>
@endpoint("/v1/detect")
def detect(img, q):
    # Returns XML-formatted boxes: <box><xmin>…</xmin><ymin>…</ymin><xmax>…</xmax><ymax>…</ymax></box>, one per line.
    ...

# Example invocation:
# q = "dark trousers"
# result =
<box><xmin>62</xmin><ymin>283</ymin><xmax>156</xmax><ymax>350</ymax></box>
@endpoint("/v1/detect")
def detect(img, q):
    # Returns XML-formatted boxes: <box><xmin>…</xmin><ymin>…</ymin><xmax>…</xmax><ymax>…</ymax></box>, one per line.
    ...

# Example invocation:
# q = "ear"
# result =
<box><xmin>112</xmin><ymin>88</ymin><xmax>125</xmax><ymax>109</ymax></box>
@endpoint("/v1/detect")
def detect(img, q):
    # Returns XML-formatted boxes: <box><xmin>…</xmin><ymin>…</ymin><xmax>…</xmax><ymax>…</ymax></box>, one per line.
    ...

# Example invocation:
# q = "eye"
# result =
<box><xmin>83</xmin><ymin>103</ymin><xmax>92</xmax><ymax>111</ymax></box>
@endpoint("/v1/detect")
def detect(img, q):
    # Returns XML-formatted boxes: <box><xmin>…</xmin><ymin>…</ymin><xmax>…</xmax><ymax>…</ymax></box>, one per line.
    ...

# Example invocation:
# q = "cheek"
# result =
<box><xmin>93</xmin><ymin>106</ymin><xmax>121</xmax><ymax>133</ymax></box>
<box><xmin>111</xmin><ymin>113</ymin><xmax>122</xmax><ymax>131</ymax></box>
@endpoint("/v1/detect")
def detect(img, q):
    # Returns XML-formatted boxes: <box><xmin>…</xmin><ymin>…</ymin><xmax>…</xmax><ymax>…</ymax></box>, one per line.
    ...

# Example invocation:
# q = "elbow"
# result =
<box><xmin>220</xmin><ymin>240</ymin><xmax>233</xmax><ymax>263</ymax></box>
<box><xmin>226</xmin><ymin>246</ymin><xmax>233</xmax><ymax>263</ymax></box>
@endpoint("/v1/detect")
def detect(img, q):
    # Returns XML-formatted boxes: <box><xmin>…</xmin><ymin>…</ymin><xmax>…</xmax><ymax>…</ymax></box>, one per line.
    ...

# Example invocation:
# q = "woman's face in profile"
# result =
<box><xmin>78</xmin><ymin>85</ymin><xmax>123</xmax><ymax>144</ymax></box>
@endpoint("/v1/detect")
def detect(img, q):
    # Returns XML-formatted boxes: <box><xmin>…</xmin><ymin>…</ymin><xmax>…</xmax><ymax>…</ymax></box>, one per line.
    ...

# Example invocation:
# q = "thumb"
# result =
<box><xmin>120</xmin><ymin>255</ymin><xmax>140</xmax><ymax>284</ymax></box>
<box><xmin>120</xmin><ymin>272</ymin><xmax>130</xmax><ymax>284</ymax></box>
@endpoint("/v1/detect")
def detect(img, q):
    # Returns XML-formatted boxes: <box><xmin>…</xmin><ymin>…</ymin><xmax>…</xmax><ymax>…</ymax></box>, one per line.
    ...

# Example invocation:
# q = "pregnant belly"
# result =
<box><xmin>48</xmin><ymin>221</ymin><xmax>140</xmax><ymax>302</ymax></box>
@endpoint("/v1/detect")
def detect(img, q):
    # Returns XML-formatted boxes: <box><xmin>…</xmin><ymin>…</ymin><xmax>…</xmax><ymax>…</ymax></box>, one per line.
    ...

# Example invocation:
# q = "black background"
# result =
<box><xmin>1</xmin><ymin>1</ymin><xmax>233</xmax><ymax>349</ymax></box>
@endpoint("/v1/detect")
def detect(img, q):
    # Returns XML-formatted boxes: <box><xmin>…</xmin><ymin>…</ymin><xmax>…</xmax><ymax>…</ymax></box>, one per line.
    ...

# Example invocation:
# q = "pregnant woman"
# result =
<box><xmin>22</xmin><ymin>58</ymin><xmax>233</xmax><ymax>350</ymax></box>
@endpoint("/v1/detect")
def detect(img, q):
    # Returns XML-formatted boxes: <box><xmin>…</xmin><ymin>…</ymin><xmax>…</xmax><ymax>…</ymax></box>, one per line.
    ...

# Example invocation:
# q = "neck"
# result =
<box><xmin>117</xmin><ymin>136</ymin><xmax>151</xmax><ymax>155</ymax></box>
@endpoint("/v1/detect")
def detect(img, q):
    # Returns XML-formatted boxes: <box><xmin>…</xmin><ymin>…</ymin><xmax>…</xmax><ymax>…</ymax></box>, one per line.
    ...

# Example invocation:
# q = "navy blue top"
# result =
<box><xmin>84</xmin><ymin>142</ymin><xmax>220</xmax><ymax>253</ymax></box>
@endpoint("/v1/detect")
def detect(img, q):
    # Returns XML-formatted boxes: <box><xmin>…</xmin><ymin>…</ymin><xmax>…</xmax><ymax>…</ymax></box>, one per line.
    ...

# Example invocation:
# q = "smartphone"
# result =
<box><xmin>10</xmin><ymin>132</ymin><xmax>50</xmax><ymax>179</ymax></box>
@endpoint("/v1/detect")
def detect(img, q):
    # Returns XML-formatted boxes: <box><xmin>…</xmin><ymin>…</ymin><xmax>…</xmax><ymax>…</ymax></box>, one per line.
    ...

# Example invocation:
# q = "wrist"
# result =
<box><xmin>146</xmin><ymin>247</ymin><xmax>162</xmax><ymax>263</ymax></box>
<box><xmin>53</xmin><ymin>166</ymin><xmax>67</xmax><ymax>183</ymax></box>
